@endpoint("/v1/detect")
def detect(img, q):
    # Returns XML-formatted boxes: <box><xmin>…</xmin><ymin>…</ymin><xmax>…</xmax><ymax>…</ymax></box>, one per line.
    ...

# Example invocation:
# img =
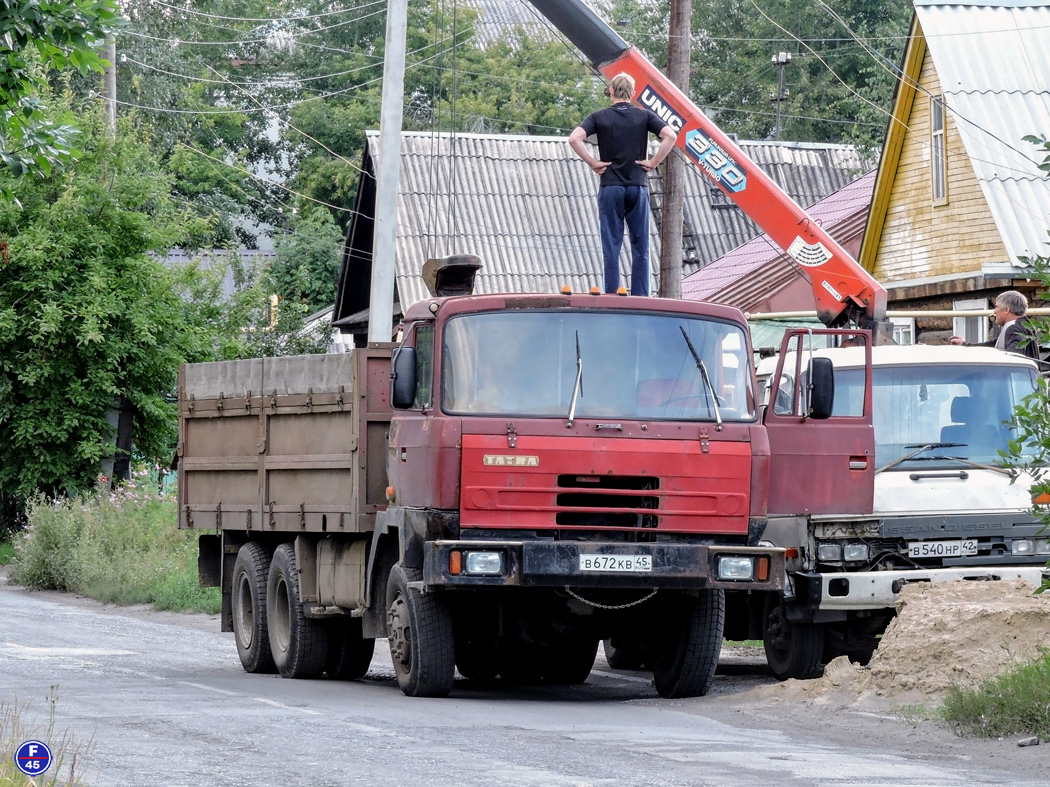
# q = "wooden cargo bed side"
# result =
<box><xmin>177</xmin><ymin>346</ymin><xmax>394</xmax><ymax>536</ymax></box>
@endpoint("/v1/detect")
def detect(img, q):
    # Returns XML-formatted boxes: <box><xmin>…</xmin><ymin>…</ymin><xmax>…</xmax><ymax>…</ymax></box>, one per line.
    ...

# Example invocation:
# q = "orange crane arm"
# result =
<box><xmin>527</xmin><ymin>0</ymin><xmax>887</xmax><ymax>330</ymax></box>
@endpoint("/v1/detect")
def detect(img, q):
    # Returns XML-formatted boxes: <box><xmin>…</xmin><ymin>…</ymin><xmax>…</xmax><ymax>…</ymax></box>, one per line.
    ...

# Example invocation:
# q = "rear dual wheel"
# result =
<box><xmin>267</xmin><ymin>543</ymin><xmax>329</xmax><ymax>679</ymax></box>
<box><xmin>231</xmin><ymin>542</ymin><xmax>276</xmax><ymax>674</ymax></box>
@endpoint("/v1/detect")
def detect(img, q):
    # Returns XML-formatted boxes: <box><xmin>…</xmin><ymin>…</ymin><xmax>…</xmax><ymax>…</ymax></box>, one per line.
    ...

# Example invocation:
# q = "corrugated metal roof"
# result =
<box><xmin>681</xmin><ymin>169</ymin><xmax>876</xmax><ymax>307</ymax></box>
<box><xmin>361</xmin><ymin>131</ymin><xmax>870</xmax><ymax>311</ymax></box>
<box><xmin>915</xmin><ymin>0</ymin><xmax>1050</xmax><ymax>262</ymax></box>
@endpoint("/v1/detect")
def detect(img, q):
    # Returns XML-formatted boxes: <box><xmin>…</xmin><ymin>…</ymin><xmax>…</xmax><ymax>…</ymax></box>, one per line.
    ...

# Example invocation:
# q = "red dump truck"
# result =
<box><xmin>178</xmin><ymin>265</ymin><xmax>809</xmax><ymax>698</ymax></box>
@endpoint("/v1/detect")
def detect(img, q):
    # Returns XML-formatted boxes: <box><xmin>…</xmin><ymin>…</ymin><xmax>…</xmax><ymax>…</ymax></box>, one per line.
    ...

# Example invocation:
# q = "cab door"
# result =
<box><xmin>762</xmin><ymin>329</ymin><xmax>874</xmax><ymax>515</ymax></box>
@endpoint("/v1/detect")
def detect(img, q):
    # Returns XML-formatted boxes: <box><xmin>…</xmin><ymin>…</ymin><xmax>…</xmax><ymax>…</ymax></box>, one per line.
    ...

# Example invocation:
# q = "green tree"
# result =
<box><xmin>606</xmin><ymin>0</ymin><xmax>911</xmax><ymax>150</ymax></box>
<box><xmin>268</xmin><ymin>207</ymin><xmax>343</xmax><ymax>312</ymax></box>
<box><xmin>1000</xmin><ymin>134</ymin><xmax>1050</xmax><ymax>590</ymax></box>
<box><xmin>0</xmin><ymin>0</ymin><xmax>119</xmax><ymax>180</ymax></box>
<box><xmin>0</xmin><ymin>98</ymin><xmax>210</xmax><ymax>518</ymax></box>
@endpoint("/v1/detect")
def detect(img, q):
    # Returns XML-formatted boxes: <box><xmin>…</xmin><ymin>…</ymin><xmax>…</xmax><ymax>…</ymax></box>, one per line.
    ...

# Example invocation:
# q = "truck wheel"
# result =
<box><xmin>652</xmin><ymin>589</ymin><xmax>725</xmax><ymax>699</ymax></box>
<box><xmin>455</xmin><ymin>639</ymin><xmax>500</xmax><ymax>682</ymax></box>
<box><xmin>543</xmin><ymin>637</ymin><xmax>599</xmax><ymax>685</ymax></box>
<box><xmin>763</xmin><ymin>597</ymin><xmax>824</xmax><ymax>681</ymax></box>
<box><xmin>232</xmin><ymin>542</ymin><xmax>276</xmax><ymax>674</ymax></box>
<box><xmin>267</xmin><ymin>543</ymin><xmax>329</xmax><ymax>679</ymax></box>
<box><xmin>602</xmin><ymin>637</ymin><xmax>650</xmax><ymax>671</ymax></box>
<box><xmin>386</xmin><ymin>565</ymin><xmax>455</xmax><ymax>697</ymax></box>
<box><xmin>326</xmin><ymin>618</ymin><xmax>376</xmax><ymax>681</ymax></box>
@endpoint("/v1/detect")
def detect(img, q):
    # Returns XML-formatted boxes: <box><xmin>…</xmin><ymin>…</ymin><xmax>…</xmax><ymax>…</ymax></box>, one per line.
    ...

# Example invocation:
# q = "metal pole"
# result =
<box><xmin>771</xmin><ymin>51</ymin><xmax>790</xmax><ymax>142</ymax></box>
<box><xmin>367</xmin><ymin>0</ymin><xmax>408</xmax><ymax>343</ymax></box>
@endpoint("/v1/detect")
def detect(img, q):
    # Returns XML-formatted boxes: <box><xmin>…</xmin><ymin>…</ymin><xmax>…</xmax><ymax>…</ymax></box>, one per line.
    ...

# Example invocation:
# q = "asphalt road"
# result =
<box><xmin>1</xmin><ymin>572</ymin><xmax>1044</xmax><ymax>787</ymax></box>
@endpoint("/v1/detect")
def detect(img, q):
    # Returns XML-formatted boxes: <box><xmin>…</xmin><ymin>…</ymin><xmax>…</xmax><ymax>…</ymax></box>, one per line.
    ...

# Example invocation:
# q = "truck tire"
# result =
<box><xmin>326</xmin><ymin>618</ymin><xmax>376</xmax><ymax>681</ymax></box>
<box><xmin>652</xmin><ymin>589</ymin><xmax>725</xmax><ymax>699</ymax></box>
<box><xmin>543</xmin><ymin>637</ymin><xmax>599</xmax><ymax>685</ymax></box>
<box><xmin>267</xmin><ymin>543</ymin><xmax>329</xmax><ymax>679</ymax></box>
<box><xmin>602</xmin><ymin>637</ymin><xmax>651</xmax><ymax>671</ymax></box>
<box><xmin>763</xmin><ymin>597</ymin><xmax>824</xmax><ymax>681</ymax></box>
<box><xmin>232</xmin><ymin>542</ymin><xmax>276</xmax><ymax>674</ymax></box>
<box><xmin>386</xmin><ymin>565</ymin><xmax>455</xmax><ymax>697</ymax></box>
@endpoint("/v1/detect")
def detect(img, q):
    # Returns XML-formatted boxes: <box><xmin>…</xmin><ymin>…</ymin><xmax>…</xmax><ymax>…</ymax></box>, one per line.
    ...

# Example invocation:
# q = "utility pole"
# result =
<box><xmin>771</xmin><ymin>51</ymin><xmax>791</xmax><ymax>141</ymax></box>
<box><xmin>367</xmin><ymin>0</ymin><xmax>408</xmax><ymax>343</ymax></box>
<box><xmin>658</xmin><ymin>0</ymin><xmax>691</xmax><ymax>298</ymax></box>
<box><xmin>103</xmin><ymin>38</ymin><xmax>117</xmax><ymax>138</ymax></box>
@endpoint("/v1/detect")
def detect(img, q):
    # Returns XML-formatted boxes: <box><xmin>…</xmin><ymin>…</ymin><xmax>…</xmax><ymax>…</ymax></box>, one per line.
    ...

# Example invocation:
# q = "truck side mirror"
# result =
<box><xmin>808</xmin><ymin>357</ymin><xmax>835</xmax><ymax>419</ymax></box>
<box><xmin>391</xmin><ymin>347</ymin><xmax>417</xmax><ymax>409</ymax></box>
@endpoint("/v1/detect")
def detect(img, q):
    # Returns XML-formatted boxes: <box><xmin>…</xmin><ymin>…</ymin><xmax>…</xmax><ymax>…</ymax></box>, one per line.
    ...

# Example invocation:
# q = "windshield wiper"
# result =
<box><xmin>875</xmin><ymin>442</ymin><xmax>965</xmax><ymax>474</ymax></box>
<box><xmin>903</xmin><ymin>455</ymin><xmax>1012</xmax><ymax>476</ymax></box>
<box><xmin>566</xmin><ymin>330</ymin><xmax>583</xmax><ymax>427</ymax></box>
<box><xmin>679</xmin><ymin>326</ymin><xmax>723</xmax><ymax>431</ymax></box>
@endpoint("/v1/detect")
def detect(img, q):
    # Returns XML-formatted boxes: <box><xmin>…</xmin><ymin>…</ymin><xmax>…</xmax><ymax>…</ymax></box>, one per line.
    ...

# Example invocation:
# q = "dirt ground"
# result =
<box><xmin>755</xmin><ymin>578</ymin><xmax>1050</xmax><ymax>707</ymax></box>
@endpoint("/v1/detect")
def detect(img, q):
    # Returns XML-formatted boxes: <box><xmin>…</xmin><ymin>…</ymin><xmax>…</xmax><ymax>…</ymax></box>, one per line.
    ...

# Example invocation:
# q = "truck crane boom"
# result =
<box><xmin>526</xmin><ymin>0</ymin><xmax>889</xmax><ymax>333</ymax></box>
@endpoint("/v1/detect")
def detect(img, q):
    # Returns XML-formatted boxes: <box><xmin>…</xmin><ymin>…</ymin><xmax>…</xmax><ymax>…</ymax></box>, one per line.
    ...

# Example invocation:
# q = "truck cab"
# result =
<box><xmin>755</xmin><ymin>342</ymin><xmax>1047</xmax><ymax>679</ymax></box>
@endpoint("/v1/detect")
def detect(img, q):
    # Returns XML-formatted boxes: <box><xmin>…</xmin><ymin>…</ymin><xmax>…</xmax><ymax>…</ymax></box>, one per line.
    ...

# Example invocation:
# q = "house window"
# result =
<box><xmin>953</xmin><ymin>298</ymin><xmax>988</xmax><ymax>345</ymax></box>
<box><xmin>931</xmin><ymin>96</ymin><xmax>947</xmax><ymax>204</ymax></box>
<box><xmin>890</xmin><ymin>317</ymin><xmax>915</xmax><ymax>345</ymax></box>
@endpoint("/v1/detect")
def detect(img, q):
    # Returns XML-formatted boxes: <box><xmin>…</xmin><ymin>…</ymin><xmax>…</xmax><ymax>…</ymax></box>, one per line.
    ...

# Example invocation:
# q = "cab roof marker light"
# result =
<box><xmin>562</xmin><ymin>285</ymin><xmax>572</xmax><ymax>294</ymax></box>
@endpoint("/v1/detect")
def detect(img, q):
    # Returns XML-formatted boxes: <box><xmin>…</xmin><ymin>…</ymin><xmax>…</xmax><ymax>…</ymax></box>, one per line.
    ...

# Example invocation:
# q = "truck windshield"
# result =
<box><xmin>832</xmin><ymin>363</ymin><xmax>1039</xmax><ymax>467</ymax></box>
<box><xmin>442</xmin><ymin>310</ymin><xmax>755</xmax><ymax>421</ymax></box>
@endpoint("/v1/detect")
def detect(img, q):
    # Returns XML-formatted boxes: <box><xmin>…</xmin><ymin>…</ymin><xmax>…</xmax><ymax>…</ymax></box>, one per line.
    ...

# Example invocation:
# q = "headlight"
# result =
<box><xmin>717</xmin><ymin>556</ymin><xmax>755</xmax><ymax>581</ymax></box>
<box><xmin>843</xmin><ymin>543</ymin><xmax>869</xmax><ymax>562</ymax></box>
<box><xmin>1011</xmin><ymin>539</ymin><xmax>1035</xmax><ymax>556</ymax></box>
<box><xmin>1037</xmin><ymin>539</ymin><xmax>1050</xmax><ymax>555</ymax></box>
<box><xmin>817</xmin><ymin>543</ymin><xmax>842</xmax><ymax>562</ymax></box>
<box><xmin>465</xmin><ymin>551</ymin><xmax>504</xmax><ymax>575</ymax></box>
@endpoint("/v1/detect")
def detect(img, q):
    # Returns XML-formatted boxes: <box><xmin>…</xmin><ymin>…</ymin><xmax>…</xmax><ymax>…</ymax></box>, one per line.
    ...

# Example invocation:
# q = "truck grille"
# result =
<box><xmin>554</xmin><ymin>474</ymin><xmax>659</xmax><ymax>528</ymax></box>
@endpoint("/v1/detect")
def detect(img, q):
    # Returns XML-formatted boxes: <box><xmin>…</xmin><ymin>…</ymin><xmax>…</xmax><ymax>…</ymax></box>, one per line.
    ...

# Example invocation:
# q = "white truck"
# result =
<box><xmin>752</xmin><ymin>339</ymin><xmax>1047</xmax><ymax>680</ymax></box>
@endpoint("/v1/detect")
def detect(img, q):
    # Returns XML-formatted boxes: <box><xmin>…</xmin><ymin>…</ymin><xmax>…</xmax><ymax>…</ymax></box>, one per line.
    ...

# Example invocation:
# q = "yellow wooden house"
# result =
<box><xmin>861</xmin><ymin>0</ymin><xmax>1050</xmax><ymax>343</ymax></box>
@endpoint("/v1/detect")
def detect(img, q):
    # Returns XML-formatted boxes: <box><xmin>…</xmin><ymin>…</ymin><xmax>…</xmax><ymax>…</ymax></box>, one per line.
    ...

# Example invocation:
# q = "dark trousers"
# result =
<box><xmin>598</xmin><ymin>185</ymin><xmax>650</xmax><ymax>296</ymax></box>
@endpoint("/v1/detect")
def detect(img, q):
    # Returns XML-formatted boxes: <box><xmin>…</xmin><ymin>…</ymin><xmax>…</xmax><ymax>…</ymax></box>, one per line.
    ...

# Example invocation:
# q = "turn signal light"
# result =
<box><xmin>1033</xmin><ymin>491</ymin><xmax>1050</xmax><ymax>505</ymax></box>
<box><xmin>385</xmin><ymin>486</ymin><xmax>395</xmax><ymax>503</ymax></box>
<box><xmin>756</xmin><ymin>556</ymin><xmax>769</xmax><ymax>581</ymax></box>
<box><xmin>449</xmin><ymin>550</ymin><xmax>462</xmax><ymax>575</ymax></box>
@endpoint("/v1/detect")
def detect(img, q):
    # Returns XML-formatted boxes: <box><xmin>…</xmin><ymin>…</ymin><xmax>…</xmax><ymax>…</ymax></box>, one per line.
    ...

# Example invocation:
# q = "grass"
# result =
<box><xmin>0</xmin><ymin>542</ymin><xmax>13</xmax><ymax>566</ymax></box>
<box><xmin>724</xmin><ymin>639</ymin><xmax>763</xmax><ymax>649</ymax></box>
<box><xmin>940</xmin><ymin>649</ymin><xmax>1050</xmax><ymax>740</ymax></box>
<box><xmin>0</xmin><ymin>688</ymin><xmax>93</xmax><ymax>787</ymax></box>
<box><xmin>8</xmin><ymin>469</ymin><xmax>221</xmax><ymax>615</ymax></box>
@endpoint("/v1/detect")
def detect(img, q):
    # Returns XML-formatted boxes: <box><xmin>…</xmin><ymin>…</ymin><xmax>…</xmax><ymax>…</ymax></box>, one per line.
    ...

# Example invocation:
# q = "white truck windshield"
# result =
<box><xmin>833</xmin><ymin>364</ymin><xmax>1039</xmax><ymax>467</ymax></box>
<box><xmin>442</xmin><ymin>310</ymin><xmax>755</xmax><ymax>421</ymax></box>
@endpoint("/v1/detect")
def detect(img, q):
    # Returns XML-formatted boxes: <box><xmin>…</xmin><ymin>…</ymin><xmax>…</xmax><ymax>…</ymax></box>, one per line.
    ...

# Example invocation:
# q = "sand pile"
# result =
<box><xmin>762</xmin><ymin>579</ymin><xmax>1050</xmax><ymax>703</ymax></box>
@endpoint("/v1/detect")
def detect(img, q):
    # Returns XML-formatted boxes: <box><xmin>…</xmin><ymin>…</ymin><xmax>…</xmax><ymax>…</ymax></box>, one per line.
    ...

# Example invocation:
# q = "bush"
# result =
<box><xmin>941</xmin><ymin>649</ymin><xmax>1050</xmax><ymax>739</ymax></box>
<box><xmin>10</xmin><ymin>469</ymin><xmax>220</xmax><ymax>613</ymax></box>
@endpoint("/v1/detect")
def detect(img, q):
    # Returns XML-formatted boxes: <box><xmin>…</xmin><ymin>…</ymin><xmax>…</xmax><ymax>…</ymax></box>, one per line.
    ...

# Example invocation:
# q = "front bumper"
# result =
<box><xmin>808</xmin><ymin>565</ymin><xmax>1047</xmax><ymax>611</ymax></box>
<box><xmin>423</xmin><ymin>540</ymin><xmax>785</xmax><ymax>591</ymax></box>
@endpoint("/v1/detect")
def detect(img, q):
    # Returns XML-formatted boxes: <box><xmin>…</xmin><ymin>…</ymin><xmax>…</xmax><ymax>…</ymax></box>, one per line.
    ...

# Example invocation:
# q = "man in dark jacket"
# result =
<box><xmin>950</xmin><ymin>290</ymin><xmax>1040</xmax><ymax>360</ymax></box>
<box><xmin>568</xmin><ymin>73</ymin><xmax>677</xmax><ymax>296</ymax></box>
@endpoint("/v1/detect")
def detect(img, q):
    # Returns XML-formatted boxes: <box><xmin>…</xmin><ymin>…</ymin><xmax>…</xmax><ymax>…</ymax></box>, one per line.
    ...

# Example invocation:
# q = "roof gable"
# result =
<box><xmin>863</xmin><ymin>1</ymin><xmax>1050</xmax><ymax>272</ymax></box>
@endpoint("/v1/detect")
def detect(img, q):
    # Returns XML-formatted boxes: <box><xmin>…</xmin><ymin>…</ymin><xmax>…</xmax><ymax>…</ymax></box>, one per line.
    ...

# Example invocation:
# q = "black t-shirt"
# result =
<box><xmin>579</xmin><ymin>103</ymin><xmax>668</xmax><ymax>187</ymax></box>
